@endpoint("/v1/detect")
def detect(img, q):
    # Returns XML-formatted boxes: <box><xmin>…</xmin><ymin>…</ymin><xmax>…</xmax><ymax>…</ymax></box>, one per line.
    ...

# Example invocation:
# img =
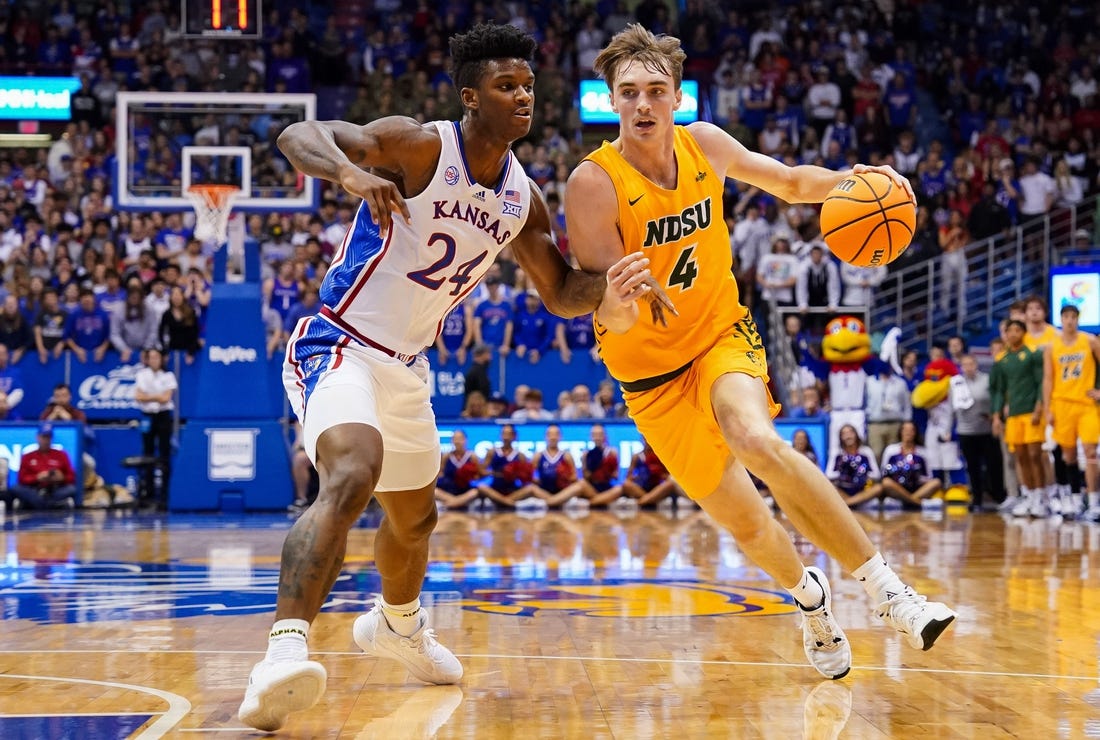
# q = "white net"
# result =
<box><xmin>185</xmin><ymin>185</ymin><xmax>241</xmax><ymax>245</ymax></box>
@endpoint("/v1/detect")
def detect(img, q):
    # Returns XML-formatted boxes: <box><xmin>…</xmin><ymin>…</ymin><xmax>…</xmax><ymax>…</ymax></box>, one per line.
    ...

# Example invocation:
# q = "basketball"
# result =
<box><xmin>819</xmin><ymin>172</ymin><xmax>916</xmax><ymax>268</ymax></box>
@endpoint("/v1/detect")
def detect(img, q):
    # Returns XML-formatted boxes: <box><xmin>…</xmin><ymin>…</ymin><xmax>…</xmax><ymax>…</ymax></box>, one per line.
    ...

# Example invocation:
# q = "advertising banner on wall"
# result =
<box><xmin>0</xmin><ymin>76</ymin><xmax>81</xmax><ymax>120</ymax></box>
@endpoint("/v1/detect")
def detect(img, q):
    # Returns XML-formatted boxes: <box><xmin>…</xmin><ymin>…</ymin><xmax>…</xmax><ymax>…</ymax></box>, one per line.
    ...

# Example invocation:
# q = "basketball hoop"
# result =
<box><xmin>185</xmin><ymin>184</ymin><xmax>242</xmax><ymax>245</ymax></box>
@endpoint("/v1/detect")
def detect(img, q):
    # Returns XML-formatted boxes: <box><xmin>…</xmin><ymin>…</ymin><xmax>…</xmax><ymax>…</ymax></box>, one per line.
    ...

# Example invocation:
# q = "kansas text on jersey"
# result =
<box><xmin>313</xmin><ymin>121</ymin><xmax>532</xmax><ymax>358</ymax></box>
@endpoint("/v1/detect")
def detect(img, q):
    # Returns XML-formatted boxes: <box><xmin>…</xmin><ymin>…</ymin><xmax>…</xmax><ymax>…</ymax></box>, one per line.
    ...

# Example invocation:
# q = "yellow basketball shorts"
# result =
<box><xmin>1004</xmin><ymin>413</ymin><xmax>1045</xmax><ymax>449</ymax></box>
<box><xmin>1051</xmin><ymin>399</ymin><xmax>1100</xmax><ymax>448</ymax></box>
<box><xmin>622</xmin><ymin>332</ymin><xmax>780</xmax><ymax>500</ymax></box>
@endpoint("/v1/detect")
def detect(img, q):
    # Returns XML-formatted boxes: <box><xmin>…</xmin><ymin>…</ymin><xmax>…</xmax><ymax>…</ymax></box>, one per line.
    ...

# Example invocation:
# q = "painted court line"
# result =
<box><xmin>3</xmin><ymin>649</ymin><xmax>1098</xmax><ymax>683</ymax></box>
<box><xmin>0</xmin><ymin>673</ymin><xmax>191</xmax><ymax>739</ymax></box>
<box><xmin>2</xmin><ymin>712</ymin><xmax>155</xmax><ymax>718</ymax></box>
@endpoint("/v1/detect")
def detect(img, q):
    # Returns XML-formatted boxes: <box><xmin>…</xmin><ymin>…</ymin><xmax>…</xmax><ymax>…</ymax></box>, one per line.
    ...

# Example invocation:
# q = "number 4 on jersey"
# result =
<box><xmin>669</xmin><ymin>244</ymin><xmax>699</xmax><ymax>291</ymax></box>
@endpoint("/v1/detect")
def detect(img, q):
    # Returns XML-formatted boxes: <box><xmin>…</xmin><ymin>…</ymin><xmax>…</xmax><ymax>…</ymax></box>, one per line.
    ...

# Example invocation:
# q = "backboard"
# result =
<box><xmin>114</xmin><ymin>92</ymin><xmax>317</xmax><ymax>214</ymax></box>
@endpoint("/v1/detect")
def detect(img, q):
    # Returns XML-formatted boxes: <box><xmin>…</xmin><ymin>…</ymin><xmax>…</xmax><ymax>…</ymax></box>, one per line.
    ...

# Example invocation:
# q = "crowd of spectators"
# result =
<box><xmin>0</xmin><ymin>1</ymin><xmax>1097</xmax><ymax>435</ymax></box>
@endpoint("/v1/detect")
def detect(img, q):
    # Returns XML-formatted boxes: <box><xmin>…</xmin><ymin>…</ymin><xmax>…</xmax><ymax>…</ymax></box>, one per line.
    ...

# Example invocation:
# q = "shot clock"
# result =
<box><xmin>182</xmin><ymin>0</ymin><xmax>261</xmax><ymax>38</ymax></box>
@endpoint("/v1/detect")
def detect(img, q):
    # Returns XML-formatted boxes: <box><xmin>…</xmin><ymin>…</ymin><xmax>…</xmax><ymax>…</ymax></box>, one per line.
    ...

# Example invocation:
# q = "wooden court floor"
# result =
<box><xmin>1</xmin><ymin>504</ymin><xmax>1098</xmax><ymax>739</ymax></box>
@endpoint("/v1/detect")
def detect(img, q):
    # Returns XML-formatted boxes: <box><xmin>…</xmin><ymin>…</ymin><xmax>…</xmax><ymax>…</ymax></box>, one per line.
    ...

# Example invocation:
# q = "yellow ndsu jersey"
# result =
<box><xmin>585</xmin><ymin>126</ymin><xmax>746</xmax><ymax>383</ymax></box>
<box><xmin>1024</xmin><ymin>323</ymin><xmax>1057</xmax><ymax>351</ymax></box>
<box><xmin>1051</xmin><ymin>331</ymin><xmax>1096</xmax><ymax>401</ymax></box>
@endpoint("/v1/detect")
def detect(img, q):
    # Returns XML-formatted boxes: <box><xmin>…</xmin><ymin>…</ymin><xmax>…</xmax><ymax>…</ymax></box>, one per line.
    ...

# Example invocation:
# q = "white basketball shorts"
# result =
<box><xmin>283</xmin><ymin>315</ymin><xmax>440</xmax><ymax>492</ymax></box>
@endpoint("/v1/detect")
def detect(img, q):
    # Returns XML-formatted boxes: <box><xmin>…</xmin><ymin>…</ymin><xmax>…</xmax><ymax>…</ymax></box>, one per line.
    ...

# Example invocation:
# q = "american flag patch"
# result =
<box><xmin>504</xmin><ymin>189</ymin><xmax>520</xmax><ymax>202</ymax></box>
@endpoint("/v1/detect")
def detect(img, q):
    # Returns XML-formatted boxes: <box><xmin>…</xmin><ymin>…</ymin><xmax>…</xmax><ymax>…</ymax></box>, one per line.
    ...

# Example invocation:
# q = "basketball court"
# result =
<box><xmin>0</xmin><ymin>506</ymin><xmax>1096</xmax><ymax>738</ymax></box>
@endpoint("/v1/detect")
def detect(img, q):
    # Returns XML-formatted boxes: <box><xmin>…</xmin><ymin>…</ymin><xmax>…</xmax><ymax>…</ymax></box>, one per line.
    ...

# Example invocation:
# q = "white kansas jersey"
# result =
<box><xmin>318</xmin><ymin>120</ymin><xmax>531</xmax><ymax>356</ymax></box>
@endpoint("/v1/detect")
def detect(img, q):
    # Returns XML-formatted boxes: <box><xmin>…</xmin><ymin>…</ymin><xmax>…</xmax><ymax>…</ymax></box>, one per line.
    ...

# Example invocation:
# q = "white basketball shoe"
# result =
<box><xmin>353</xmin><ymin>604</ymin><xmax>463</xmax><ymax>684</ymax></box>
<box><xmin>238</xmin><ymin>659</ymin><xmax>327</xmax><ymax>732</ymax></box>
<box><xmin>799</xmin><ymin>567</ymin><xmax>852</xmax><ymax>680</ymax></box>
<box><xmin>876</xmin><ymin>587</ymin><xmax>957</xmax><ymax>650</ymax></box>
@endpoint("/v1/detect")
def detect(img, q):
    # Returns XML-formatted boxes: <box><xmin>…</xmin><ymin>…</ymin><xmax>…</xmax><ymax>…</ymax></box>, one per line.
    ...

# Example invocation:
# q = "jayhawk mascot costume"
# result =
<box><xmin>911</xmin><ymin>358</ymin><xmax>969</xmax><ymax>495</ymax></box>
<box><xmin>803</xmin><ymin>317</ymin><xmax>901</xmax><ymax>455</ymax></box>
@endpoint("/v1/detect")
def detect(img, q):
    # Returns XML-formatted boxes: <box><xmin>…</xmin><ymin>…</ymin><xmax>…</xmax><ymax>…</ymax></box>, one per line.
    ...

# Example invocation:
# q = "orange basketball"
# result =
<box><xmin>819</xmin><ymin>172</ymin><xmax>916</xmax><ymax>267</ymax></box>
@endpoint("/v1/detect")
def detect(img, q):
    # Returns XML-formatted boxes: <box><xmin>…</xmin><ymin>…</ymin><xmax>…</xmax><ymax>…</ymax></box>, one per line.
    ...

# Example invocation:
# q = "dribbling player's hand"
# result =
<box><xmin>852</xmin><ymin>163</ymin><xmax>916</xmax><ymax>206</ymax></box>
<box><xmin>605</xmin><ymin>252</ymin><xmax>678</xmax><ymax>327</ymax></box>
<box><xmin>339</xmin><ymin>167</ymin><xmax>411</xmax><ymax>233</ymax></box>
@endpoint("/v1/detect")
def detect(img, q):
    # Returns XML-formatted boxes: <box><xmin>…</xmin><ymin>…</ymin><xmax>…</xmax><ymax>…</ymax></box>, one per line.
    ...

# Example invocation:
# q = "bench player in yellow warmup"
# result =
<box><xmin>566</xmin><ymin>24</ymin><xmax>956</xmax><ymax>680</ymax></box>
<box><xmin>1043</xmin><ymin>303</ymin><xmax>1100</xmax><ymax>519</ymax></box>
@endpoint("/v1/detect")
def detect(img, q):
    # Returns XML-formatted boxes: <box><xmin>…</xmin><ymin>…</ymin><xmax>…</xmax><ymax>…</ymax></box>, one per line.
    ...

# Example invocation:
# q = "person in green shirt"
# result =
<box><xmin>990</xmin><ymin>319</ymin><xmax>1047</xmax><ymax>516</ymax></box>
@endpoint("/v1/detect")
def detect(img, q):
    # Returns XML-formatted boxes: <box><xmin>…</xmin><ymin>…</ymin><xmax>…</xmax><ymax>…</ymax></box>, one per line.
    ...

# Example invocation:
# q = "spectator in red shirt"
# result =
<box><xmin>12</xmin><ymin>422</ymin><xmax>77</xmax><ymax>510</ymax></box>
<box><xmin>39</xmin><ymin>383</ymin><xmax>87</xmax><ymax>424</ymax></box>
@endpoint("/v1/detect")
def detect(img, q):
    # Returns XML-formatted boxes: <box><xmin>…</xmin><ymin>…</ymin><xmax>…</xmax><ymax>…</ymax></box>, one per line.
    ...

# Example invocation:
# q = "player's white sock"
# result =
<box><xmin>1070</xmin><ymin>492</ymin><xmax>1084</xmax><ymax>515</ymax></box>
<box><xmin>852</xmin><ymin>551</ymin><xmax>908</xmax><ymax>605</ymax></box>
<box><xmin>381</xmin><ymin>597</ymin><xmax>422</xmax><ymax>637</ymax></box>
<box><xmin>265</xmin><ymin>619</ymin><xmax>310</xmax><ymax>663</ymax></box>
<box><xmin>1089</xmin><ymin>492</ymin><xmax>1100</xmax><ymax>510</ymax></box>
<box><xmin>787</xmin><ymin>567</ymin><xmax>826</xmax><ymax>610</ymax></box>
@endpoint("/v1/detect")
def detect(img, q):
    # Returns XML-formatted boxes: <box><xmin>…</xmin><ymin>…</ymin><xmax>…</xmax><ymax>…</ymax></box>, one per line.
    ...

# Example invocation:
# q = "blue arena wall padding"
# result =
<box><xmin>169</xmin><ymin>420</ymin><xmax>292</xmax><ymax>511</ymax></box>
<box><xmin>192</xmin><ymin>282</ymin><xmax>280</xmax><ymax>420</ymax></box>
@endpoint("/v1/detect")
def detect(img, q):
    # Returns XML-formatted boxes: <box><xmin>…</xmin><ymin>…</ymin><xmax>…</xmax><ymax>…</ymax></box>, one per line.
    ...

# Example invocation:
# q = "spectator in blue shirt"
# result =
<box><xmin>788</xmin><ymin>386</ymin><xmax>826</xmax><ymax>421</ymax></box>
<box><xmin>37</xmin><ymin>25</ymin><xmax>73</xmax><ymax>73</ymax></box>
<box><xmin>956</xmin><ymin>94</ymin><xmax>986</xmax><ymax>147</ymax></box>
<box><xmin>435</xmin><ymin>300</ymin><xmax>472</xmax><ymax>366</ymax></box>
<box><xmin>154</xmin><ymin>213</ymin><xmax>191</xmax><ymax>263</ymax></box>
<box><xmin>275</xmin><ymin>284</ymin><xmax>321</xmax><ymax>357</ymax></box>
<box><xmin>512</xmin><ymin>291</ymin><xmax>554</xmax><ymax>364</ymax></box>
<box><xmin>473</xmin><ymin>276</ymin><xmax>513</xmax><ymax>356</ymax></box>
<box><xmin>993</xmin><ymin>158</ymin><xmax>1021</xmax><ymax>225</ymax></box>
<box><xmin>555</xmin><ymin>313</ymin><xmax>597</xmax><ymax>364</ymax></box>
<box><xmin>95</xmin><ymin>269</ymin><xmax>127</xmax><ymax>319</ymax></box>
<box><xmin>773</xmin><ymin>95</ymin><xmax>804</xmax><ymax>148</ymax></box>
<box><xmin>884</xmin><ymin>73</ymin><xmax>916</xmax><ymax>134</ymax></box>
<box><xmin>64</xmin><ymin>288</ymin><xmax>112</xmax><ymax>363</ymax></box>
<box><xmin>267</xmin><ymin>40</ymin><xmax>310</xmax><ymax>93</ymax></box>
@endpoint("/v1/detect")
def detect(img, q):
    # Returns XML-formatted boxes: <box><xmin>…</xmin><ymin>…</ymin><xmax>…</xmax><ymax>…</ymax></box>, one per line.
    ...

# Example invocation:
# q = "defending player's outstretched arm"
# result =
<box><xmin>562</xmin><ymin>161</ymin><xmax>665</xmax><ymax>335</ymax></box>
<box><xmin>276</xmin><ymin>118</ymin><xmax>437</xmax><ymax>234</ymax></box>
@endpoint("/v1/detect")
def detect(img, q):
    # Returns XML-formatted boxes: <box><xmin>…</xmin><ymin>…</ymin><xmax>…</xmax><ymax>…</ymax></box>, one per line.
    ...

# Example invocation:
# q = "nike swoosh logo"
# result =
<box><xmin>628</xmin><ymin>194</ymin><xmax>644</xmax><ymax>206</ymax></box>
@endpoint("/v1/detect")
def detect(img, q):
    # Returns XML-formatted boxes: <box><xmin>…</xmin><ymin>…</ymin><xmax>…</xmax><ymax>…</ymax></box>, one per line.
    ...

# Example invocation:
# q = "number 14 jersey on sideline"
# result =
<box><xmin>318</xmin><ymin>121</ymin><xmax>531</xmax><ymax>357</ymax></box>
<box><xmin>585</xmin><ymin>126</ymin><xmax>746</xmax><ymax>383</ymax></box>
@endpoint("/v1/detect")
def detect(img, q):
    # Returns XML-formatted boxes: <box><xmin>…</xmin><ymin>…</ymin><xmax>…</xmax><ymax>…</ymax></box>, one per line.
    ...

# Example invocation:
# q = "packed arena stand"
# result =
<box><xmin>0</xmin><ymin>1</ymin><xmax>1097</xmax><ymax>511</ymax></box>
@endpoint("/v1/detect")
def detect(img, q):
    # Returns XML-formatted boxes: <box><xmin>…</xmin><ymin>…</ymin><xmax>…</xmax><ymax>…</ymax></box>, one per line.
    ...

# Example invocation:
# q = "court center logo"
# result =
<box><xmin>0</xmin><ymin>556</ymin><xmax>799</xmax><ymax>624</ymax></box>
<box><xmin>459</xmin><ymin>582</ymin><xmax>796</xmax><ymax>618</ymax></box>
<box><xmin>0</xmin><ymin>559</ymin><xmax>797</xmax><ymax>624</ymax></box>
<box><xmin>207</xmin><ymin>428</ymin><xmax>258</xmax><ymax>481</ymax></box>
